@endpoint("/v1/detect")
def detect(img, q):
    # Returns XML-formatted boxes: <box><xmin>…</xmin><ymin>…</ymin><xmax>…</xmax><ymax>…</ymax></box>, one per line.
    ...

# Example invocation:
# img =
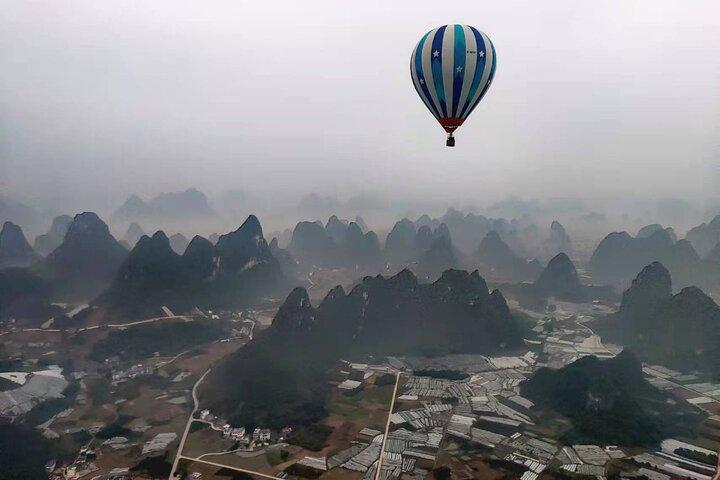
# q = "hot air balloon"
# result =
<box><xmin>410</xmin><ymin>24</ymin><xmax>497</xmax><ymax>147</ymax></box>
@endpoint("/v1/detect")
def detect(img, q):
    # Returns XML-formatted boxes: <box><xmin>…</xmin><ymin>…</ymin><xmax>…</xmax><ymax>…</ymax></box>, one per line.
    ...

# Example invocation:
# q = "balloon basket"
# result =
<box><xmin>446</xmin><ymin>134</ymin><xmax>455</xmax><ymax>147</ymax></box>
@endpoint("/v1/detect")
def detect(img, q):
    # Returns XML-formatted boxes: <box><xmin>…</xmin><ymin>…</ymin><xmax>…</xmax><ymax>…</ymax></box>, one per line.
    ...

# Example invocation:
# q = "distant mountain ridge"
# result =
<box><xmin>384</xmin><ymin>219</ymin><xmax>462</xmax><ymax>278</ymax></box>
<box><xmin>42</xmin><ymin>212</ymin><xmax>128</xmax><ymax>301</ymax></box>
<box><xmin>384</xmin><ymin>218</ymin><xmax>417</xmax><ymax>264</ymax></box>
<box><xmin>637</xmin><ymin>223</ymin><xmax>677</xmax><ymax>242</ymax></box>
<box><xmin>0</xmin><ymin>222</ymin><xmax>39</xmax><ymax>268</ymax></box>
<box><xmin>590</xmin><ymin>227</ymin><xmax>720</xmax><ymax>293</ymax></box>
<box><xmin>122</xmin><ymin>222</ymin><xmax>145</xmax><ymax>247</ymax></box>
<box><xmin>296</xmin><ymin>193</ymin><xmax>385</xmax><ymax>218</ymax></box>
<box><xmin>685</xmin><ymin>214</ymin><xmax>720</xmax><ymax>257</ymax></box>
<box><xmin>33</xmin><ymin>215</ymin><xmax>72</xmax><ymax>257</ymax></box>
<box><xmin>534</xmin><ymin>252</ymin><xmax>586</xmax><ymax>299</ymax></box>
<box><xmin>415</xmin><ymin>225</ymin><xmax>460</xmax><ymax>280</ymax></box>
<box><xmin>97</xmin><ymin>215</ymin><xmax>285</xmax><ymax>318</ymax></box>
<box><xmin>598</xmin><ymin>262</ymin><xmax>720</xmax><ymax>378</ymax></box>
<box><xmin>544</xmin><ymin>220</ymin><xmax>573</xmax><ymax>258</ymax></box>
<box><xmin>269</xmin><ymin>237</ymin><xmax>297</xmax><ymax>276</ymax></box>
<box><xmin>503</xmin><ymin>253</ymin><xmax>615</xmax><ymax>306</ymax></box>
<box><xmin>474</xmin><ymin>231</ymin><xmax>542</xmax><ymax>283</ymax></box>
<box><xmin>168</xmin><ymin>233</ymin><xmax>189</xmax><ymax>254</ymax></box>
<box><xmin>290</xmin><ymin>221</ymin><xmax>337</xmax><ymax>266</ymax></box>
<box><xmin>384</xmin><ymin>213</ymin><xmax>571</xmax><ymax>280</ymax></box>
<box><xmin>111</xmin><ymin>188</ymin><xmax>215</xmax><ymax>224</ymax></box>
<box><xmin>0</xmin><ymin>197</ymin><xmax>40</xmax><ymax>230</ymax></box>
<box><xmin>398</xmin><ymin>209</ymin><xmax>573</xmax><ymax>261</ymax></box>
<box><xmin>289</xmin><ymin>216</ymin><xmax>382</xmax><ymax>271</ymax></box>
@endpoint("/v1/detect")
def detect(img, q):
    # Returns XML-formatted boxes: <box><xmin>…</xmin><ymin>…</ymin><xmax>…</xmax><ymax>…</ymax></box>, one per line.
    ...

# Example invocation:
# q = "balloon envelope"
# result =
<box><xmin>410</xmin><ymin>24</ymin><xmax>496</xmax><ymax>134</ymax></box>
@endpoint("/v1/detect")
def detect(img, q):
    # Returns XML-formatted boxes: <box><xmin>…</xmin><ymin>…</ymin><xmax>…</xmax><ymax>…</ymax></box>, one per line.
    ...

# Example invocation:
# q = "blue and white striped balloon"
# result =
<box><xmin>411</xmin><ymin>24</ymin><xmax>496</xmax><ymax>145</ymax></box>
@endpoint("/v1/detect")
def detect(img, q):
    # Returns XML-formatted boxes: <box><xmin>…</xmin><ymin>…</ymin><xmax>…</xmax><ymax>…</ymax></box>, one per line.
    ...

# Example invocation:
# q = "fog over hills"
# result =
<box><xmin>42</xmin><ymin>212</ymin><xmax>128</xmax><ymax>301</ymax></box>
<box><xmin>598</xmin><ymin>262</ymin><xmax>720</xmax><ymax>378</ymax></box>
<box><xmin>4</xmin><ymin>187</ymin><xmax>720</xmax><ymax>256</ymax></box>
<box><xmin>1</xmin><ymin>2</ymin><xmax>720</xmax><ymax>478</ymax></box>
<box><xmin>0</xmin><ymin>222</ymin><xmax>39</xmax><ymax>268</ymax></box>
<box><xmin>32</xmin><ymin>215</ymin><xmax>72</xmax><ymax>257</ymax></box>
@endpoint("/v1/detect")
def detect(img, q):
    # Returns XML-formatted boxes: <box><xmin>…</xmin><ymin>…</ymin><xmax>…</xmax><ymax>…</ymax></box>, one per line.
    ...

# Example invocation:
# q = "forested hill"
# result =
<box><xmin>200</xmin><ymin>268</ymin><xmax>525</xmax><ymax>429</ymax></box>
<box><xmin>521</xmin><ymin>351</ymin><xmax>704</xmax><ymax>446</ymax></box>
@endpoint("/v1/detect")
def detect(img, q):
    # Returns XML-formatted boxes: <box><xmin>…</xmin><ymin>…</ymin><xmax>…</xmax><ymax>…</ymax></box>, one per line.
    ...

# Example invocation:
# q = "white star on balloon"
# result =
<box><xmin>433</xmin><ymin>50</ymin><xmax>439</xmax><ymax>58</ymax></box>
<box><xmin>419</xmin><ymin>78</ymin><xmax>425</xmax><ymax>84</ymax></box>
<box><xmin>456</xmin><ymin>66</ymin><xmax>463</xmax><ymax>73</ymax></box>
<box><xmin>479</xmin><ymin>51</ymin><xmax>485</xmax><ymax>57</ymax></box>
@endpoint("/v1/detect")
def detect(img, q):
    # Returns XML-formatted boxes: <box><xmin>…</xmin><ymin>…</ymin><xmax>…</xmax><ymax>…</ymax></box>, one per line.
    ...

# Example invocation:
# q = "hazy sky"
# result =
<box><xmin>1</xmin><ymin>0</ymin><xmax>719</xmax><ymax>212</ymax></box>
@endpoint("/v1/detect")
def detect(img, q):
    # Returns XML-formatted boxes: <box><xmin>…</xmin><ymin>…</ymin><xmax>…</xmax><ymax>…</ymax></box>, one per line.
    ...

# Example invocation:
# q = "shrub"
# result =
<box><xmin>287</xmin><ymin>424</ymin><xmax>333</xmax><ymax>451</ymax></box>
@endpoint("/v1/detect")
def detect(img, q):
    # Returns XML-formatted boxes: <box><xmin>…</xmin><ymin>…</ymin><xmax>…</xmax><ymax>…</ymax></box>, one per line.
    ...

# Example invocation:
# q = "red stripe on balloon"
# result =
<box><xmin>438</xmin><ymin>117</ymin><xmax>465</xmax><ymax>133</ymax></box>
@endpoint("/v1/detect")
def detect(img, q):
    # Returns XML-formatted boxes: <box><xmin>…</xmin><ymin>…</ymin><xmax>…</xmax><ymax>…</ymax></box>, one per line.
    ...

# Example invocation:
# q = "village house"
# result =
<box><xmin>223</xmin><ymin>425</ymin><xmax>246</xmax><ymax>441</ymax></box>
<box><xmin>253</xmin><ymin>427</ymin><xmax>271</xmax><ymax>443</ymax></box>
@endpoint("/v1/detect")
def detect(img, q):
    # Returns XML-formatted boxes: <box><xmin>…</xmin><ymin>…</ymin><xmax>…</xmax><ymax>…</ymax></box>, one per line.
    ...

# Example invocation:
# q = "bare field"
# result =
<box><xmin>435</xmin><ymin>445</ymin><xmax>513</xmax><ymax>480</ymax></box>
<box><xmin>322</xmin><ymin>384</ymin><xmax>394</xmax><ymax>455</ymax></box>
<box><xmin>317</xmin><ymin>469</ymin><xmax>364</xmax><ymax>480</ymax></box>
<box><xmin>179</xmin><ymin>458</ymin><xmax>260</xmax><ymax>479</ymax></box>
<box><xmin>183</xmin><ymin>423</ymin><xmax>236</xmax><ymax>458</ymax></box>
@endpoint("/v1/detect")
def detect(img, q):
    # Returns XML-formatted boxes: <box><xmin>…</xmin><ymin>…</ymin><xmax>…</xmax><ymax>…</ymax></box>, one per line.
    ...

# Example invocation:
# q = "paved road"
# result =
<box><xmin>713</xmin><ymin>448</ymin><xmax>720</xmax><ymax>480</ymax></box>
<box><xmin>169</xmin><ymin>367</ymin><xmax>211</xmax><ymax>480</ymax></box>
<box><xmin>374</xmin><ymin>371</ymin><xmax>401</xmax><ymax>480</ymax></box>
<box><xmin>156</xmin><ymin>349</ymin><xmax>192</xmax><ymax>369</ymax></box>
<box><xmin>8</xmin><ymin>314</ymin><xmax>190</xmax><ymax>335</ymax></box>
<box><xmin>576</xmin><ymin>321</ymin><xmax>616</xmax><ymax>356</ymax></box>
<box><xmin>78</xmin><ymin>315</ymin><xmax>189</xmax><ymax>332</ymax></box>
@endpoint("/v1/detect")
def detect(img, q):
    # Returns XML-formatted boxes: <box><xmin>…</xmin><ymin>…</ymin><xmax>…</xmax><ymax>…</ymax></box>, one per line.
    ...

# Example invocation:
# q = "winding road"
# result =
<box><xmin>169</xmin><ymin>367</ymin><xmax>211</xmax><ymax>480</ymax></box>
<box><xmin>78</xmin><ymin>314</ymin><xmax>189</xmax><ymax>332</ymax></box>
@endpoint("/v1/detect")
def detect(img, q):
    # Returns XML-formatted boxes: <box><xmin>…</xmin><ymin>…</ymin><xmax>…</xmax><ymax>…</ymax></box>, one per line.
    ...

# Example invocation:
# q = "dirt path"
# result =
<box><xmin>177</xmin><ymin>456</ymin><xmax>282</xmax><ymax>480</ymax></box>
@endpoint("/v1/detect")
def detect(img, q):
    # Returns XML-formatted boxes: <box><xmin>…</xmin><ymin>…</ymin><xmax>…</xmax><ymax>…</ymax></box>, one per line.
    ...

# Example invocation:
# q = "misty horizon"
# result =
<box><xmin>2</xmin><ymin>0</ymin><xmax>719</xmax><ymax>216</ymax></box>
